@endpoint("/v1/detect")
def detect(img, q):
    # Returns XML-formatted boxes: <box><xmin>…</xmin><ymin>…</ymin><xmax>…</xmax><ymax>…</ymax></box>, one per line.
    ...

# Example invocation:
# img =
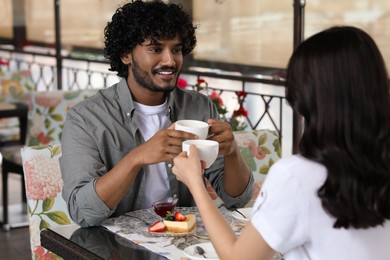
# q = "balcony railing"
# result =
<box><xmin>0</xmin><ymin>47</ymin><xmax>293</xmax><ymax>155</ymax></box>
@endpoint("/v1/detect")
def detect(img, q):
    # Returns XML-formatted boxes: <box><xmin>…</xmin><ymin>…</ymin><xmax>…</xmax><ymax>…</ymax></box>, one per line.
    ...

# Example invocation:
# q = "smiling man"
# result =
<box><xmin>60</xmin><ymin>0</ymin><xmax>254</xmax><ymax>227</ymax></box>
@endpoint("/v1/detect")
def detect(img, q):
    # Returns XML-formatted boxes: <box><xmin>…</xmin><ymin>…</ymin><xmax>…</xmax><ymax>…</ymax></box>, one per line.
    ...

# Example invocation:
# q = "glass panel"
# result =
<box><xmin>0</xmin><ymin>0</ymin><xmax>13</xmax><ymax>39</ymax></box>
<box><xmin>305</xmin><ymin>0</ymin><xmax>390</xmax><ymax>74</ymax></box>
<box><xmin>25</xmin><ymin>0</ymin><xmax>54</xmax><ymax>44</ymax></box>
<box><xmin>193</xmin><ymin>0</ymin><xmax>293</xmax><ymax>69</ymax></box>
<box><xmin>61</xmin><ymin>0</ymin><xmax>123</xmax><ymax>49</ymax></box>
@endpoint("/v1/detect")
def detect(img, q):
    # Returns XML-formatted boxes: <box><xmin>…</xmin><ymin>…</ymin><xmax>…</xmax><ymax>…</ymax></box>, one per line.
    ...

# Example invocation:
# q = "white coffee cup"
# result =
<box><xmin>182</xmin><ymin>140</ymin><xmax>219</xmax><ymax>168</ymax></box>
<box><xmin>175</xmin><ymin>120</ymin><xmax>209</xmax><ymax>139</ymax></box>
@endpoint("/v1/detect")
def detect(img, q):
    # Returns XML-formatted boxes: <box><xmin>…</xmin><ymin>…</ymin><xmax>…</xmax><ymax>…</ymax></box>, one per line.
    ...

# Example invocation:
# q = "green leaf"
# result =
<box><xmin>64</xmin><ymin>91</ymin><xmax>82</xmax><ymax>99</ymax></box>
<box><xmin>39</xmin><ymin>219</ymin><xmax>50</xmax><ymax>231</ymax></box>
<box><xmin>239</xmin><ymin>147</ymin><xmax>256</xmax><ymax>171</ymax></box>
<box><xmin>42</xmin><ymin>197</ymin><xmax>55</xmax><ymax>212</ymax></box>
<box><xmin>27</xmin><ymin>137</ymin><xmax>39</xmax><ymax>146</ymax></box>
<box><xmin>261</xmin><ymin>146</ymin><xmax>271</xmax><ymax>154</ymax></box>
<box><xmin>259</xmin><ymin>164</ymin><xmax>270</xmax><ymax>174</ymax></box>
<box><xmin>44</xmin><ymin>118</ymin><xmax>51</xmax><ymax>129</ymax></box>
<box><xmin>47</xmin><ymin>128</ymin><xmax>56</xmax><ymax>135</ymax></box>
<box><xmin>25</xmin><ymin>82</ymin><xmax>35</xmax><ymax>91</ymax></box>
<box><xmin>37</xmin><ymin>108</ymin><xmax>43</xmax><ymax>116</ymax></box>
<box><xmin>46</xmin><ymin>211</ymin><xmax>72</xmax><ymax>225</ymax></box>
<box><xmin>273</xmin><ymin>139</ymin><xmax>281</xmax><ymax>158</ymax></box>
<box><xmin>33</xmin><ymin>145</ymin><xmax>50</xmax><ymax>150</ymax></box>
<box><xmin>258</xmin><ymin>133</ymin><xmax>267</xmax><ymax>145</ymax></box>
<box><xmin>50</xmin><ymin>114</ymin><xmax>63</xmax><ymax>122</ymax></box>
<box><xmin>52</xmin><ymin>145</ymin><xmax>61</xmax><ymax>157</ymax></box>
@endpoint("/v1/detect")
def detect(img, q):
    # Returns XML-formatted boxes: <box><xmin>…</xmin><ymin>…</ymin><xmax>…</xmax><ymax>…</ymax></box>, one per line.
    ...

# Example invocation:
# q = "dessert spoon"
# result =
<box><xmin>195</xmin><ymin>245</ymin><xmax>207</xmax><ymax>258</ymax></box>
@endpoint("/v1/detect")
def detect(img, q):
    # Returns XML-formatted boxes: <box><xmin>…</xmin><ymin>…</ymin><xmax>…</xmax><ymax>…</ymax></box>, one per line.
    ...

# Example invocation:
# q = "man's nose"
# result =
<box><xmin>160</xmin><ymin>50</ymin><xmax>176</xmax><ymax>66</ymax></box>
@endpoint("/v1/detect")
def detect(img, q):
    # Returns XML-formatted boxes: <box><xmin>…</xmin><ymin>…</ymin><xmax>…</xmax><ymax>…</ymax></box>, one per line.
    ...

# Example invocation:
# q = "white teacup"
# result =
<box><xmin>175</xmin><ymin>120</ymin><xmax>209</xmax><ymax>139</ymax></box>
<box><xmin>182</xmin><ymin>140</ymin><xmax>219</xmax><ymax>168</ymax></box>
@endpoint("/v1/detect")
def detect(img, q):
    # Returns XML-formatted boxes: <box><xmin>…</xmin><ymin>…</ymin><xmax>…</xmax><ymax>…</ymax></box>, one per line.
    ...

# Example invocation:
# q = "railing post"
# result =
<box><xmin>292</xmin><ymin>0</ymin><xmax>305</xmax><ymax>154</ymax></box>
<box><xmin>54</xmin><ymin>0</ymin><xmax>62</xmax><ymax>90</ymax></box>
<box><xmin>13</xmin><ymin>0</ymin><xmax>27</xmax><ymax>50</ymax></box>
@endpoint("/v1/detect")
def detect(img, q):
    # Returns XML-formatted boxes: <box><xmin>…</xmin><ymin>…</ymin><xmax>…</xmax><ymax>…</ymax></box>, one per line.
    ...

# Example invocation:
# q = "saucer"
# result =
<box><xmin>184</xmin><ymin>242</ymin><xmax>219</xmax><ymax>260</ymax></box>
<box><xmin>231</xmin><ymin>207</ymin><xmax>252</xmax><ymax>222</ymax></box>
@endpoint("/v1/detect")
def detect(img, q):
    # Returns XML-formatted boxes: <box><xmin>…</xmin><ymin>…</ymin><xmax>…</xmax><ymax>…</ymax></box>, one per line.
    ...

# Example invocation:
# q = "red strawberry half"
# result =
<box><xmin>148</xmin><ymin>221</ymin><xmax>166</xmax><ymax>232</ymax></box>
<box><xmin>174</xmin><ymin>211</ymin><xmax>186</xmax><ymax>221</ymax></box>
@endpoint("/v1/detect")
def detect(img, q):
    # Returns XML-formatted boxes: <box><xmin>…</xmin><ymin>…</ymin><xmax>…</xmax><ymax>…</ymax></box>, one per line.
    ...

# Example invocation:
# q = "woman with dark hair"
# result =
<box><xmin>172</xmin><ymin>26</ymin><xmax>390</xmax><ymax>259</ymax></box>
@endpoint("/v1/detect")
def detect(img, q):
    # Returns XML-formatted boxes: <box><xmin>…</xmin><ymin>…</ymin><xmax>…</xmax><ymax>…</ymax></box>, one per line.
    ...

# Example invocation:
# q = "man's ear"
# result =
<box><xmin>121</xmin><ymin>52</ymin><xmax>132</xmax><ymax>65</ymax></box>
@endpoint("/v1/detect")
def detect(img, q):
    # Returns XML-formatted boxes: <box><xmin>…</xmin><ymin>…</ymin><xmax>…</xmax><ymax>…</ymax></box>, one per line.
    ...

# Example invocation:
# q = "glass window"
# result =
<box><xmin>305</xmin><ymin>1</ymin><xmax>390</xmax><ymax>73</ymax></box>
<box><xmin>0</xmin><ymin>0</ymin><xmax>13</xmax><ymax>39</ymax></box>
<box><xmin>193</xmin><ymin>0</ymin><xmax>293</xmax><ymax>69</ymax></box>
<box><xmin>25</xmin><ymin>0</ymin><xmax>54</xmax><ymax>44</ymax></box>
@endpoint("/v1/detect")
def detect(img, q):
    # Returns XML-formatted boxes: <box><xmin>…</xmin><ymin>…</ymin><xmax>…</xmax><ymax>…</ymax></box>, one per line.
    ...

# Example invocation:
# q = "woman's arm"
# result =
<box><xmin>172</xmin><ymin>145</ymin><xmax>275</xmax><ymax>260</ymax></box>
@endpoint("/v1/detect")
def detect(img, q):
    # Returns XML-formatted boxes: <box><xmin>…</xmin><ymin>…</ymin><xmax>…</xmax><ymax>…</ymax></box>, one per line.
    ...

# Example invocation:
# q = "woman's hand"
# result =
<box><xmin>172</xmin><ymin>145</ymin><xmax>205</xmax><ymax>189</ymax></box>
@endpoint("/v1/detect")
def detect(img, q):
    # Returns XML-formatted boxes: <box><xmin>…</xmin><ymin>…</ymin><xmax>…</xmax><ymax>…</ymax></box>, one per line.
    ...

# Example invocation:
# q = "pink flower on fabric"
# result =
<box><xmin>24</xmin><ymin>155</ymin><xmax>63</xmax><ymax>200</ymax></box>
<box><xmin>245</xmin><ymin>139</ymin><xmax>266</xmax><ymax>160</ymax></box>
<box><xmin>177</xmin><ymin>78</ymin><xmax>187</xmax><ymax>89</ymax></box>
<box><xmin>30</xmin><ymin>114</ymin><xmax>45</xmax><ymax>137</ymax></box>
<box><xmin>245</xmin><ymin>139</ymin><xmax>256</xmax><ymax>152</ymax></box>
<box><xmin>35</xmin><ymin>92</ymin><xmax>62</xmax><ymax>108</ymax></box>
<box><xmin>253</xmin><ymin>146</ymin><xmax>267</xmax><ymax>160</ymax></box>
<box><xmin>34</xmin><ymin>246</ymin><xmax>57</xmax><ymax>260</ymax></box>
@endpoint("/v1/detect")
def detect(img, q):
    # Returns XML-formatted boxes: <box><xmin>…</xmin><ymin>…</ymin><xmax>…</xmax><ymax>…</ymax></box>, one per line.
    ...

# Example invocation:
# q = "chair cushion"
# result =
<box><xmin>21</xmin><ymin>144</ymin><xmax>73</xmax><ymax>259</ymax></box>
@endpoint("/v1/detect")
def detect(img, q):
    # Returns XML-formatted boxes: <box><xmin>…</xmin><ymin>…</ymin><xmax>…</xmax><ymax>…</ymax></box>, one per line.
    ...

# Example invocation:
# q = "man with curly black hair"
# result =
<box><xmin>60</xmin><ymin>0</ymin><xmax>254</xmax><ymax>227</ymax></box>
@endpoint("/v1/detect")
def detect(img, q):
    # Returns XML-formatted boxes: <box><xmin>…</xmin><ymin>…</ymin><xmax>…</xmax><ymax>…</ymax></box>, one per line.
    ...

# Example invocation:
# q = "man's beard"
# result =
<box><xmin>132</xmin><ymin>57</ymin><xmax>178</xmax><ymax>93</ymax></box>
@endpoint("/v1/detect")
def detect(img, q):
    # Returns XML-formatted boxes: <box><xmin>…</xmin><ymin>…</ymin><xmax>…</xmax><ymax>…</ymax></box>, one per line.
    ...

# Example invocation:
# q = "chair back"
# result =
<box><xmin>27</xmin><ymin>89</ymin><xmax>98</xmax><ymax>146</ymax></box>
<box><xmin>21</xmin><ymin>144</ymin><xmax>73</xmax><ymax>259</ymax></box>
<box><xmin>206</xmin><ymin>129</ymin><xmax>282</xmax><ymax>207</ymax></box>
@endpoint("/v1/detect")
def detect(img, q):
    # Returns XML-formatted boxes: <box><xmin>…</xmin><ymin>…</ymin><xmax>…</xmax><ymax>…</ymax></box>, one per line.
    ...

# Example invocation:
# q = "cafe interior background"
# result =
<box><xmin>0</xmin><ymin>0</ymin><xmax>389</xmax><ymax>255</ymax></box>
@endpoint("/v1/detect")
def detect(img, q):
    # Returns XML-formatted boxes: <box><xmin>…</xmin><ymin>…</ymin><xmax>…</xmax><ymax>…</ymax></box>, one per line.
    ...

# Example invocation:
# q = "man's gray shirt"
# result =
<box><xmin>60</xmin><ymin>79</ymin><xmax>254</xmax><ymax>227</ymax></box>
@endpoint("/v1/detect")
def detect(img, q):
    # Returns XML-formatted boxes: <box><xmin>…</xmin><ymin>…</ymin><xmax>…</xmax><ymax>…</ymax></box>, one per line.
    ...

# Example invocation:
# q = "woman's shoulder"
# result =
<box><xmin>269</xmin><ymin>154</ymin><xmax>327</xmax><ymax>186</ymax></box>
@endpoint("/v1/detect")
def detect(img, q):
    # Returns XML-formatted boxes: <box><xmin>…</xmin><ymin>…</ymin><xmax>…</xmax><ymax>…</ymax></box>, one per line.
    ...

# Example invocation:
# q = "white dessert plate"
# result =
<box><xmin>184</xmin><ymin>242</ymin><xmax>219</xmax><ymax>260</ymax></box>
<box><xmin>231</xmin><ymin>207</ymin><xmax>252</xmax><ymax>222</ymax></box>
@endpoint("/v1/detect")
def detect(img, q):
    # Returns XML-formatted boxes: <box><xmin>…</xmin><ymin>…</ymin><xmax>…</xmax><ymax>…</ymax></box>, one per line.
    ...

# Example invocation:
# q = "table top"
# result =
<box><xmin>41</xmin><ymin>224</ymin><xmax>168</xmax><ymax>260</ymax></box>
<box><xmin>0</xmin><ymin>102</ymin><xmax>16</xmax><ymax>111</ymax></box>
<box><xmin>41</xmin><ymin>206</ymin><xmax>247</xmax><ymax>260</ymax></box>
<box><xmin>0</xmin><ymin>101</ymin><xmax>28</xmax><ymax>117</ymax></box>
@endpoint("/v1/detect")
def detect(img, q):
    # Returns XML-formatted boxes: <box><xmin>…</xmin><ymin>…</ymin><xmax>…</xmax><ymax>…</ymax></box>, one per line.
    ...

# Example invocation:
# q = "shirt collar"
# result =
<box><xmin>116</xmin><ymin>77</ymin><xmax>175</xmax><ymax>122</ymax></box>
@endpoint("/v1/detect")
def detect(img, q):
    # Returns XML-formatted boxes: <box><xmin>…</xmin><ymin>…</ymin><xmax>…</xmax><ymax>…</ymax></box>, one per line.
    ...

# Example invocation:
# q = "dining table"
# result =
<box><xmin>40</xmin><ymin>206</ymin><xmax>250</xmax><ymax>260</ymax></box>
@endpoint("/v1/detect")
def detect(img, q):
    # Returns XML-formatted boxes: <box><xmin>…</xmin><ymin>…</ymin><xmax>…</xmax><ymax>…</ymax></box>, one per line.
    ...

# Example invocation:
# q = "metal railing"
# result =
<box><xmin>0</xmin><ymin>47</ymin><xmax>293</xmax><ymax>155</ymax></box>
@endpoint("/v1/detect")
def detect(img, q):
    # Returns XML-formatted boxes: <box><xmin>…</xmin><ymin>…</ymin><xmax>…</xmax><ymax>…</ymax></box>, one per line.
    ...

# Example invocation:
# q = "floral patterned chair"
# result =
<box><xmin>207</xmin><ymin>129</ymin><xmax>282</xmax><ymax>207</ymax></box>
<box><xmin>21</xmin><ymin>144</ymin><xmax>72</xmax><ymax>259</ymax></box>
<box><xmin>0</xmin><ymin>88</ymin><xmax>98</xmax><ymax>230</ymax></box>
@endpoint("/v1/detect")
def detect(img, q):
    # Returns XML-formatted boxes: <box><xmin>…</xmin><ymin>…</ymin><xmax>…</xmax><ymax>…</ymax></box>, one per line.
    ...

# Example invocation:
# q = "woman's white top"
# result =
<box><xmin>252</xmin><ymin>155</ymin><xmax>390</xmax><ymax>260</ymax></box>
